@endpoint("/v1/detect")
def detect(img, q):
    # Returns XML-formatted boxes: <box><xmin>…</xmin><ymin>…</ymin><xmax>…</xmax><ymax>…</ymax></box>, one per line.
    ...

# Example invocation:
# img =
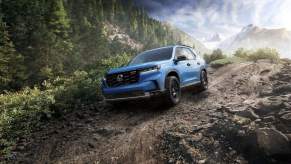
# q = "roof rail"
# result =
<box><xmin>180</xmin><ymin>44</ymin><xmax>192</xmax><ymax>48</ymax></box>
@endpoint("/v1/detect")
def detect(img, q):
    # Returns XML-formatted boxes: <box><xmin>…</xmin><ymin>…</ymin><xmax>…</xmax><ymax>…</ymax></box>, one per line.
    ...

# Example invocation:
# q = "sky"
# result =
<box><xmin>134</xmin><ymin>0</ymin><xmax>291</xmax><ymax>46</ymax></box>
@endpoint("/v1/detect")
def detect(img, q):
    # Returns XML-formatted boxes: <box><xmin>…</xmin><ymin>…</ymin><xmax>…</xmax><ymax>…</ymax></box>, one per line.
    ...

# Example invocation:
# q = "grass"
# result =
<box><xmin>210</xmin><ymin>56</ymin><xmax>245</xmax><ymax>68</ymax></box>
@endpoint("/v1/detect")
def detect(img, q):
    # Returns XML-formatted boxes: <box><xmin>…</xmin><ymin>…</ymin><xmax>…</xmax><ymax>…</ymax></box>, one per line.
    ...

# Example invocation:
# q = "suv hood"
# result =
<box><xmin>107</xmin><ymin>60</ymin><xmax>169</xmax><ymax>74</ymax></box>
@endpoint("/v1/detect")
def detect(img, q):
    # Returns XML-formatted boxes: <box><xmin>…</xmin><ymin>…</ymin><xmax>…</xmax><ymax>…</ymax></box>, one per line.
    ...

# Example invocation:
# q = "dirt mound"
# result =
<box><xmin>160</xmin><ymin>61</ymin><xmax>291</xmax><ymax>163</ymax></box>
<box><xmin>8</xmin><ymin>60</ymin><xmax>291</xmax><ymax>164</ymax></box>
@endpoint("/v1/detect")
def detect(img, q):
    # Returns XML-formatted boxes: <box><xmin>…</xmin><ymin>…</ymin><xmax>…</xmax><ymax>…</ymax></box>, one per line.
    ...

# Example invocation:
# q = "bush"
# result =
<box><xmin>0</xmin><ymin>53</ymin><xmax>132</xmax><ymax>157</ymax></box>
<box><xmin>210</xmin><ymin>57</ymin><xmax>244</xmax><ymax>68</ymax></box>
<box><xmin>232</xmin><ymin>48</ymin><xmax>280</xmax><ymax>63</ymax></box>
<box><xmin>0</xmin><ymin>70</ymin><xmax>102</xmax><ymax>158</ymax></box>
<box><xmin>0</xmin><ymin>87</ymin><xmax>55</xmax><ymax>156</ymax></box>
<box><xmin>247</xmin><ymin>48</ymin><xmax>280</xmax><ymax>62</ymax></box>
<box><xmin>233</xmin><ymin>48</ymin><xmax>249</xmax><ymax>58</ymax></box>
<box><xmin>203</xmin><ymin>49</ymin><xmax>227</xmax><ymax>64</ymax></box>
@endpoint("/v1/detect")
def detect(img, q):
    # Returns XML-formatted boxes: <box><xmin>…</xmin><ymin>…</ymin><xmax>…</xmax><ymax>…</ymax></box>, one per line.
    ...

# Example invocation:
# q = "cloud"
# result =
<box><xmin>134</xmin><ymin>0</ymin><xmax>291</xmax><ymax>44</ymax></box>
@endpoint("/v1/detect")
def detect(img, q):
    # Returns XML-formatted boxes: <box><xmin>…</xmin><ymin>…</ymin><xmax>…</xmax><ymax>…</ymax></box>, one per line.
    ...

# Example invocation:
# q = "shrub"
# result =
<box><xmin>0</xmin><ymin>70</ymin><xmax>102</xmax><ymax>158</ymax></box>
<box><xmin>233</xmin><ymin>48</ymin><xmax>249</xmax><ymax>58</ymax></box>
<box><xmin>247</xmin><ymin>48</ymin><xmax>280</xmax><ymax>62</ymax></box>
<box><xmin>98</xmin><ymin>52</ymin><xmax>132</xmax><ymax>74</ymax></box>
<box><xmin>210</xmin><ymin>57</ymin><xmax>245</xmax><ymax>68</ymax></box>
<box><xmin>0</xmin><ymin>87</ymin><xmax>55</xmax><ymax>156</ymax></box>
<box><xmin>0</xmin><ymin>53</ymin><xmax>132</xmax><ymax>157</ymax></box>
<box><xmin>203</xmin><ymin>49</ymin><xmax>227</xmax><ymax>64</ymax></box>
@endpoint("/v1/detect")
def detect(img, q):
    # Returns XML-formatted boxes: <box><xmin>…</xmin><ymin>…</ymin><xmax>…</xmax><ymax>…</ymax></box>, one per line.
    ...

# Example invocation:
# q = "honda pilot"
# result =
<box><xmin>101</xmin><ymin>45</ymin><xmax>208</xmax><ymax>106</ymax></box>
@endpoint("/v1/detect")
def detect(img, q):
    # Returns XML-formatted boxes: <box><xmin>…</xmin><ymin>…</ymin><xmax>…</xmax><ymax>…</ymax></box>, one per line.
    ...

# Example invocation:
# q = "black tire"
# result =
<box><xmin>164</xmin><ymin>76</ymin><xmax>181</xmax><ymax>106</ymax></box>
<box><xmin>198</xmin><ymin>70</ymin><xmax>208</xmax><ymax>91</ymax></box>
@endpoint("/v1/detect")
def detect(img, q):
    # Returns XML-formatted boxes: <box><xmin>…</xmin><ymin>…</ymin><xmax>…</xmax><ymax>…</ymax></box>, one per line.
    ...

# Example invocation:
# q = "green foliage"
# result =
<box><xmin>0</xmin><ymin>15</ymin><xmax>26</xmax><ymax>91</ymax></box>
<box><xmin>0</xmin><ymin>69</ymin><xmax>102</xmax><ymax>157</ymax></box>
<box><xmin>203</xmin><ymin>48</ymin><xmax>227</xmax><ymax>64</ymax></box>
<box><xmin>232</xmin><ymin>48</ymin><xmax>280</xmax><ymax>62</ymax></box>
<box><xmin>0</xmin><ymin>0</ymin><xmax>179</xmax><ymax>90</ymax></box>
<box><xmin>99</xmin><ymin>52</ymin><xmax>132</xmax><ymax>72</ymax></box>
<box><xmin>0</xmin><ymin>87</ymin><xmax>55</xmax><ymax>157</ymax></box>
<box><xmin>210</xmin><ymin>48</ymin><xmax>281</xmax><ymax>68</ymax></box>
<box><xmin>247</xmin><ymin>48</ymin><xmax>280</xmax><ymax>62</ymax></box>
<box><xmin>210</xmin><ymin>57</ymin><xmax>244</xmax><ymax>68</ymax></box>
<box><xmin>0</xmin><ymin>51</ymin><xmax>132</xmax><ymax>157</ymax></box>
<box><xmin>233</xmin><ymin>48</ymin><xmax>249</xmax><ymax>58</ymax></box>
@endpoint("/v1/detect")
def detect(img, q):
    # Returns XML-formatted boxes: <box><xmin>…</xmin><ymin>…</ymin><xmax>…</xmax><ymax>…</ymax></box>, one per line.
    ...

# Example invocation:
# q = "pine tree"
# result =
<box><xmin>0</xmin><ymin>15</ymin><xmax>25</xmax><ymax>90</ymax></box>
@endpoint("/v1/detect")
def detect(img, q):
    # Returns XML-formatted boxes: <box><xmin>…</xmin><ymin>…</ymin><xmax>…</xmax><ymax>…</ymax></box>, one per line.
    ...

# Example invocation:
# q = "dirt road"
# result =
<box><xmin>13</xmin><ymin>60</ymin><xmax>291</xmax><ymax>164</ymax></box>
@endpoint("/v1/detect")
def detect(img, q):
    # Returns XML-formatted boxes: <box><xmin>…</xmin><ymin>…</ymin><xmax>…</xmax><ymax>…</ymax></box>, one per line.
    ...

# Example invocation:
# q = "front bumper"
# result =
<box><xmin>102</xmin><ymin>70</ymin><xmax>165</xmax><ymax>102</ymax></box>
<box><xmin>104</xmin><ymin>90</ymin><xmax>164</xmax><ymax>102</ymax></box>
<box><xmin>102</xmin><ymin>81</ymin><xmax>163</xmax><ymax>102</ymax></box>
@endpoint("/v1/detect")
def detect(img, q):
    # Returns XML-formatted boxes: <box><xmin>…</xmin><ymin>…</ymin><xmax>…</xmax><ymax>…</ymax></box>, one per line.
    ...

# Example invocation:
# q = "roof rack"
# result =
<box><xmin>180</xmin><ymin>44</ymin><xmax>192</xmax><ymax>48</ymax></box>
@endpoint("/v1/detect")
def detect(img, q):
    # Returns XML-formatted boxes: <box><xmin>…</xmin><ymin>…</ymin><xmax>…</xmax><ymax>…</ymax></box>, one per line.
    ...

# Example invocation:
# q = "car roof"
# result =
<box><xmin>146</xmin><ymin>45</ymin><xmax>193</xmax><ymax>51</ymax></box>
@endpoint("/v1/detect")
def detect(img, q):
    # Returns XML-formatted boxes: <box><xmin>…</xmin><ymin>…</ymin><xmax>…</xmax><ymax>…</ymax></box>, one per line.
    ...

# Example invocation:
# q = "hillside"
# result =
<box><xmin>0</xmin><ymin>0</ymin><xmax>206</xmax><ymax>91</ymax></box>
<box><xmin>8</xmin><ymin>60</ymin><xmax>291</xmax><ymax>163</ymax></box>
<box><xmin>220</xmin><ymin>24</ymin><xmax>291</xmax><ymax>58</ymax></box>
<box><xmin>163</xmin><ymin>22</ymin><xmax>210</xmax><ymax>55</ymax></box>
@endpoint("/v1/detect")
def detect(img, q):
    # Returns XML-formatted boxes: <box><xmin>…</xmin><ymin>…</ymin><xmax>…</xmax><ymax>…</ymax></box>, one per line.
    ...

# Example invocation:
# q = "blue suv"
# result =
<box><xmin>101</xmin><ymin>45</ymin><xmax>208</xmax><ymax>106</ymax></box>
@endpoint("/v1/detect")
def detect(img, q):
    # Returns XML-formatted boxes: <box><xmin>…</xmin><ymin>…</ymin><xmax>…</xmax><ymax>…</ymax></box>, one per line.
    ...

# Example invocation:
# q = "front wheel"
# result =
<box><xmin>164</xmin><ymin>76</ymin><xmax>181</xmax><ymax>106</ymax></box>
<box><xmin>198</xmin><ymin>70</ymin><xmax>208</xmax><ymax>91</ymax></box>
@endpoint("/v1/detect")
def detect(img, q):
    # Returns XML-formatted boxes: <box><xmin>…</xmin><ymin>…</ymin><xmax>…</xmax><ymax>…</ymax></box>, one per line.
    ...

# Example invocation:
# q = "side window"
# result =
<box><xmin>190</xmin><ymin>49</ymin><xmax>198</xmax><ymax>59</ymax></box>
<box><xmin>184</xmin><ymin>48</ymin><xmax>196</xmax><ymax>60</ymax></box>
<box><xmin>175</xmin><ymin>47</ymin><xmax>196</xmax><ymax>60</ymax></box>
<box><xmin>175</xmin><ymin>47</ymin><xmax>184</xmax><ymax>59</ymax></box>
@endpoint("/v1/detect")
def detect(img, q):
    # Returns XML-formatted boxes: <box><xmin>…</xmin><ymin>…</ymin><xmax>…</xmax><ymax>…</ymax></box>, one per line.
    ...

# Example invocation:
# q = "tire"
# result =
<box><xmin>198</xmin><ymin>70</ymin><xmax>208</xmax><ymax>91</ymax></box>
<box><xmin>164</xmin><ymin>76</ymin><xmax>181</xmax><ymax>106</ymax></box>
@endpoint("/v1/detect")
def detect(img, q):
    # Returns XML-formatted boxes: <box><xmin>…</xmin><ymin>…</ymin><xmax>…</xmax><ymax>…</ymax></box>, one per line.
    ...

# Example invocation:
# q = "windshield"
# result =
<box><xmin>129</xmin><ymin>47</ymin><xmax>173</xmax><ymax>65</ymax></box>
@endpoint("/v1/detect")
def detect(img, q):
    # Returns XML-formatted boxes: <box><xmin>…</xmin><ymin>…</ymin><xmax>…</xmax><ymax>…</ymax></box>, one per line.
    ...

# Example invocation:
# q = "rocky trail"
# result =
<box><xmin>11</xmin><ymin>60</ymin><xmax>291</xmax><ymax>164</ymax></box>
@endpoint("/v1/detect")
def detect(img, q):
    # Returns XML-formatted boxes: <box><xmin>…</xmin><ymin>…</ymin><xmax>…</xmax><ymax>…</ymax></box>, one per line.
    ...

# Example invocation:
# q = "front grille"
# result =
<box><xmin>106</xmin><ymin>70</ymin><xmax>139</xmax><ymax>87</ymax></box>
<box><xmin>104</xmin><ymin>91</ymin><xmax>144</xmax><ymax>99</ymax></box>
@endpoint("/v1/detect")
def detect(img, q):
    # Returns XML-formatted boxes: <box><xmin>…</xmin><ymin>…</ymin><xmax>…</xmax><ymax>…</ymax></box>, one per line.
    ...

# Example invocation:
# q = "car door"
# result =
<box><xmin>174</xmin><ymin>47</ymin><xmax>193</xmax><ymax>86</ymax></box>
<box><xmin>184</xmin><ymin>48</ymin><xmax>200</xmax><ymax>83</ymax></box>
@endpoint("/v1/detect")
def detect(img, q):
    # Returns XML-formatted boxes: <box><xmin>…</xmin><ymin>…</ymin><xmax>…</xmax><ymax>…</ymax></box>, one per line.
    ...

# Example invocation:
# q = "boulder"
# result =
<box><xmin>254</xmin><ymin>97</ymin><xmax>284</xmax><ymax>116</ymax></box>
<box><xmin>280</xmin><ymin>113</ymin><xmax>291</xmax><ymax>123</ymax></box>
<box><xmin>273</xmin><ymin>84</ymin><xmax>291</xmax><ymax>94</ymax></box>
<box><xmin>256</xmin><ymin>128</ymin><xmax>291</xmax><ymax>156</ymax></box>
<box><xmin>236</xmin><ymin>109</ymin><xmax>259</xmax><ymax>120</ymax></box>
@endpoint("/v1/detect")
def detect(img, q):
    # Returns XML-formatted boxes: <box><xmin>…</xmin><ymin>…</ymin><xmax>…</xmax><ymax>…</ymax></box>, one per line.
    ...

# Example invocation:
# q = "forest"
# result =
<box><xmin>0</xmin><ymin>0</ymin><xmax>182</xmax><ymax>91</ymax></box>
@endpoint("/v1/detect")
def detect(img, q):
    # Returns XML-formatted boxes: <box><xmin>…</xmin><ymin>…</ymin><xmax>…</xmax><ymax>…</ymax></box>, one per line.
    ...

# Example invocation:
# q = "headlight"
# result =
<box><xmin>140</xmin><ymin>65</ymin><xmax>161</xmax><ymax>74</ymax></box>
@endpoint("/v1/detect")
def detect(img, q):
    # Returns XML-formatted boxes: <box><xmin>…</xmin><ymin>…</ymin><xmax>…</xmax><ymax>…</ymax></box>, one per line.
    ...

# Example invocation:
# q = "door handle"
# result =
<box><xmin>187</xmin><ymin>63</ymin><xmax>191</xmax><ymax>66</ymax></box>
<box><xmin>197</xmin><ymin>62</ymin><xmax>200</xmax><ymax>65</ymax></box>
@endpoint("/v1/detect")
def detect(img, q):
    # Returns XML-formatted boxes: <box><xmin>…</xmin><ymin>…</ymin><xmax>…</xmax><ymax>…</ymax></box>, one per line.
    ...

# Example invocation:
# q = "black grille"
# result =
<box><xmin>106</xmin><ymin>70</ymin><xmax>139</xmax><ymax>87</ymax></box>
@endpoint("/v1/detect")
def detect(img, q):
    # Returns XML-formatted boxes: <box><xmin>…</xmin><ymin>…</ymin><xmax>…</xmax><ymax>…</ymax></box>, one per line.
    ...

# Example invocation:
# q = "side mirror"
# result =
<box><xmin>174</xmin><ymin>55</ymin><xmax>187</xmax><ymax>64</ymax></box>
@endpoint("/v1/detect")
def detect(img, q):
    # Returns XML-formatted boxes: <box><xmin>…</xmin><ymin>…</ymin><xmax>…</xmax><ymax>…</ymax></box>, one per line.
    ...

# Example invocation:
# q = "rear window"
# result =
<box><xmin>129</xmin><ymin>47</ymin><xmax>173</xmax><ymax>65</ymax></box>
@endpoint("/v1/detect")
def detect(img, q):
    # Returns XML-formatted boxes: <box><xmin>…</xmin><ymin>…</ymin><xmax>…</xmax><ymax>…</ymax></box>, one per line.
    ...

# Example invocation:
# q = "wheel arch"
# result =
<box><xmin>166</xmin><ymin>71</ymin><xmax>180</xmax><ymax>82</ymax></box>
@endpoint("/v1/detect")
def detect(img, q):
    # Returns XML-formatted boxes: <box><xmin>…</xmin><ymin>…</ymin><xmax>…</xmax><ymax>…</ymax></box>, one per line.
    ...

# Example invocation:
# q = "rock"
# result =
<box><xmin>190</xmin><ymin>133</ymin><xmax>203</xmax><ymax>142</ymax></box>
<box><xmin>75</xmin><ymin>112</ymin><xmax>85</xmax><ymax>119</ymax></box>
<box><xmin>280</xmin><ymin>113</ymin><xmax>291</xmax><ymax>123</ymax></box>
<box><xmin>88</xmin><ymin>142</ymin><xmax>95</xmax><ymax>148</ymax></box>
<box><xmin>197</xmin><ymin>159</ymin><xmax>206</xmax><ymax>164</ymax></box>
<box><xmin>232</xmin><ymin>115</ymin><xmax>251</xmax><ymax>125</ymax></box>
<box><xmin>16</xmin><ymin>146</ymin><xmax>25</xmax><ymax>151</ymax></box>
<box><xmin>273</xmin><ymin>84</ymin><xmax>291</xmax><ymax>94</ymax></box>
<box><xmin>255</xmin><ymin>119</ymin><xmax>262</xmax><ymax>123</ymax></box>
<box><xmin>254</xmin><ymin>97</ymin><xmax>284</xmax><ymax>116</ymax></box>
<box><xmin>263</xmin><ymin>116</ymin><xmax>275</xmax><ymax>122</ymax></box>
<box><xmin>236</xmin><ymin>109</ymin><xmax>259</xmax><ymax>120</ymax></box>
<box><xmin>192</xmin><ymin>125</ymin><xmax>203</xmax><ymax>132</ymax></box>
<box><xmin>256</xmin><ymin>128</ymin><xmax>291</xmax><ymax>156</ymax></box>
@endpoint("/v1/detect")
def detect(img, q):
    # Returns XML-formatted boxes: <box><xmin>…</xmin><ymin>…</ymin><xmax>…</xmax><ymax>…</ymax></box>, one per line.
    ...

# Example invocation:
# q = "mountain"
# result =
<box><xmin>207</xmin><ymin>33</ymin><xmax>221</xmax><ymax>42</ymax></box>
<box><xmin>163</xmin><ymin>22</ymin><xmax>210</xmax><ymax>55</ymax></box>
<box><xmin>220</xmin><ymin>24</ymin><xmax>291</xmax><ymax>58</ymax></box>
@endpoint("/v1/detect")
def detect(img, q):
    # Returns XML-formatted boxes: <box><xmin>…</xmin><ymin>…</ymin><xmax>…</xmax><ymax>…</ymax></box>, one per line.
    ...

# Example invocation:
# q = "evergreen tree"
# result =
<box><xmin>0</xmin><ymin>15</ymin><xmax>25</xmax><ymax>90</ymax></box>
